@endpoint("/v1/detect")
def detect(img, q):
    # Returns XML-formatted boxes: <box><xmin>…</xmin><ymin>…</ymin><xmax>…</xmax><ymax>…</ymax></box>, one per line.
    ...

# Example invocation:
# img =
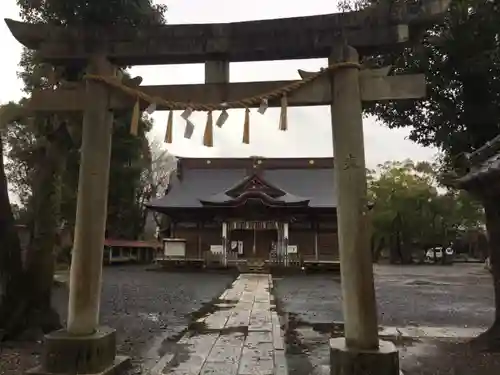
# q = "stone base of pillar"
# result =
<box><xmin>330</xmin><ymin>338</ymin><xmax>400</xmax><ymax>375</ymax></box>
<box><xmin>27</xmin><ymin>326</ymin><xmax>130</xmax><ymax>375</ymax></box>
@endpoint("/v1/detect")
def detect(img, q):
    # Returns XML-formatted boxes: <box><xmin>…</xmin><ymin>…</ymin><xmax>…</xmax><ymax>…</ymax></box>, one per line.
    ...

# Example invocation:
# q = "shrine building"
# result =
<box><xmin>146</xmin><ymin>156</ymin><xmax>338</xmax><ymax>268</ymax></box>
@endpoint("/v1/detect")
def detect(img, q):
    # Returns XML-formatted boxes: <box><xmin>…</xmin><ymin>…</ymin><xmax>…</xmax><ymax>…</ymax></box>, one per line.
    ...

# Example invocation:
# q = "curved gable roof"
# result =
<box><xmin>146</xmin><ymin>158</ymin><xmax>336</xmax><ymax>210</ymax></box>
<box><xmin>199</xmin><ymin>173</ymin><xmax>310</xmax><ymax>207</ymax></box>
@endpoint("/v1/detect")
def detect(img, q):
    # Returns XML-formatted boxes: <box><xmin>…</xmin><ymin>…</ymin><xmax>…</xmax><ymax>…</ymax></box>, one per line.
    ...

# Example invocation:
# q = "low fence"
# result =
<box><xmin>204</xmin><ymin>251</ymin><xmax>239</xmax><ymax>265</ymax></box>
<box><xmin>268</xmin><ymin>252</ymin><xmax>301</xmax><ymax>267</ymax></box>
<box><xmin>105</xmin><ymin>244</ymin><xmax>162</xmax><ymax>265</ymax></box>
<box><xmin>155</xmin><ymin>250</ymin><xmax>339</xmax><ymax>269</ymax></box>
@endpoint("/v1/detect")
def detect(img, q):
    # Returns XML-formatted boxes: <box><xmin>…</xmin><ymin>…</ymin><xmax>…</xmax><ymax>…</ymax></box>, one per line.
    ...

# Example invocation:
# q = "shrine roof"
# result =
<box><xmin>199</xmin><ymin>191</ymin><xmax>309</xmax><ymax>205</ymax></box>
<box><xmin>199</xmin><ymin>172</ymin><xmax>311</xmax><ymax>207</ymax></box>
<box><xmin>458</xmin><ymin>134</ymin><xmax>500</xmax><ymax>189</ymax></box>
<box><xmin>146</xmin><ymin>157</ymin><xmax>336</xmax><ymax>210</ymax></box>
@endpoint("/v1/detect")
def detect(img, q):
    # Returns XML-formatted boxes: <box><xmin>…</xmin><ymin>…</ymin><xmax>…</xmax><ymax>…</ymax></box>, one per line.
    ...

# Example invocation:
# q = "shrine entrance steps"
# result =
<box><xmin>151</xmin><ymin>274</ymin><xmax>288</xmax><ymax>375</ymax></box>
<box><xmin>236</xmin><ymin>258</ymin><xmax>269</xmax><ymax>273</ymax></box>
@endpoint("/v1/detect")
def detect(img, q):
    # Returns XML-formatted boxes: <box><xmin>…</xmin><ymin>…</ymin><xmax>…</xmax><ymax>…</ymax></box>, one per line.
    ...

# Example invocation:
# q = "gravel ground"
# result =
<box><xmin>283</xmin><ymin>327</ymin><xmax>500</xmax><ymax>375</ymax></box>
<box><xmin>274</xmin><ymin>263</ymin><xmax>495</xmax><ymax>327</ymax></box>
<box><xmin>0</xmin><ymin>266</ymin><xmax>235</xmax><ymax>375</ymax></box>
<box><xmin>1</xmin><ymin>264</ymin><xmax>498</xmax><ymax>375</ymax></box>
<box><xmin>273</xmin><ymin>263</ymin><xmax>500</xmax><ymax>375</ymax></box>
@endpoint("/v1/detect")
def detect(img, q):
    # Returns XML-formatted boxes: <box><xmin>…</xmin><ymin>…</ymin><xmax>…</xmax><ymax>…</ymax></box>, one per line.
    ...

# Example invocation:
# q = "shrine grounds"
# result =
<box><xmin>275</xmin><ymin>264</ymin><xmax>499</xmax><ymax>375</ymax></box>
<box><xmin>1</xmin><ymin>263</ymin><xmax>500</xmax><ymax>375</ymax></box>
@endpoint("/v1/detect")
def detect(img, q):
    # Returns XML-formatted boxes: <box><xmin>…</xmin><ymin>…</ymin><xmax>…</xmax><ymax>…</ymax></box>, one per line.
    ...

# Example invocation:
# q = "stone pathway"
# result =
<box><xmin>379</xmin><ymin>326</ymin><xmax>484</xmax><ymax>339</ymax></box>
<box><xmin>152</xmin><ymin>274</ymin><xmax>287</xmax><ymax>375</ymax></box>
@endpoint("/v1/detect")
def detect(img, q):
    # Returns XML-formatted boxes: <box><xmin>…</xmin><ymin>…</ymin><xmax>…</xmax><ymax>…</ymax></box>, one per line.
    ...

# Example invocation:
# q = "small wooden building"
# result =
<box><xmin>103</xmin><ymin>239</ymin><xmax>162</xmax><ymax>265</ymax></box>
<box><xmin>146</xmin><ymin>157</ymin><xmax>339</xmax><ymax>268</ymax></box>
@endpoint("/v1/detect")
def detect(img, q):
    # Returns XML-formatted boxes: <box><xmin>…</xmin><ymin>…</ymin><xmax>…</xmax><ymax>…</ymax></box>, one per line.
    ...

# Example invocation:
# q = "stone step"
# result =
<box><xmin>247</xmin><ymin>266</ymin><xmax>268</xmax><ymax>273</ymax></box>
<box><xmin>238</xmin><ymin>259</ymin><xmax>269</xmax><ymax>274</ymax></box>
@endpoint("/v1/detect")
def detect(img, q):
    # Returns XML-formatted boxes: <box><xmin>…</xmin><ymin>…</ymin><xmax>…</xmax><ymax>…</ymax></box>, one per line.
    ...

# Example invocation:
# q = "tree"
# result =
<box><xmin>369</xmin><ymin>160</ymin><xmax>435</xmax><ymax>263</ymax></box>
<box><xmin>106</xmin><ymin>112</ymin><xmax>154</xmax><ymax>239</ymax></box>
<box><xmin>147</xmin><ymin>138</ymin><xmax>177</xmax><ymax>201</ymax></box>
<box><xmin>368</xmin><ymin>159</ymin><xmax>484</xmax><ymax>264</ymax></box>
<box><xmin>142</xmin><ymin>138</ymin><xmax>177</xmax><ymax>231</ymax></box>
<box><xmin>0</xmin><ymin>0</ymin><xmax>167</xmax><ymax>340</ymax></box>
<box><xmin>0</xmin><ymin>108</ymin><xmax>26</xmax><ymax>341</ymax></box>
<box><xmin>343</xmin><ymin>0</ymin><xmax>500</xmax><ymax>349</ymax></box>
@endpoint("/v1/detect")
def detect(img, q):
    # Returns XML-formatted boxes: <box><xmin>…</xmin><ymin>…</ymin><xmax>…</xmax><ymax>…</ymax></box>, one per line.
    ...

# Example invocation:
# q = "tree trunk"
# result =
<box><xmin>0</xmin><ymin>128</ymin><xmax>63</xmax><ymax>341</ymax></box>
<box><xmin>389</xmin><ymin>234</ymin><xmax>398</xmax><ymax>264</ymax></box>
<box><xmin>22</xmin><ymin>138</ymin><xmax>64</xmax><ymax>337</ymax></box>
<box><xmin>471</xmin><ymin>196</ymin><xmax>500</xmax><ymax>351</ymax></box>
<box><xmin>372</xmin><ymin>236</ymin><xmax>384</xmax><ymax>263</ymax></box>
<box><xmin>0</xmin><ymin>131</ymin><xmax>27</xmax><ymax>340</ymax></box>
<box><xmin>389</xmin><ymin>215</ymin><xmax>402</xmax><ymax>264</ymax></box>
<box><xmin>396</xmin><ymin>229</ymin><xmax>404</xmax><ymax>264</ymax></box>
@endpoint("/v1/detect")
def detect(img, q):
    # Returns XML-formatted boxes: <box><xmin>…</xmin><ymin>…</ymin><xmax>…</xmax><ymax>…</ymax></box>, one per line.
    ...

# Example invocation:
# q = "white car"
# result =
<box><xmin>426</xmin><ymin>247</ymin><xmax>454</xmax><ymax>261</ymax></box>
<box><xmin>485</xmin><ymin>257</ymin><xmax>492</xmax><ymax>272</ymax></box>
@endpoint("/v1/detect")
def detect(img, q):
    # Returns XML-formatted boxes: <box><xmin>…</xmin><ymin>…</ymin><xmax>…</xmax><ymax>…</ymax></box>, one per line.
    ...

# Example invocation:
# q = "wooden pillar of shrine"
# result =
<box><xmin>328</xmin><ymin>45</ymin><xmax>399</xmax><ymax>375</ymax></box>
<box><xmin>314</xmin><ymin>221</ymin><xmax>319</xmax><ymax>261</ymax></box>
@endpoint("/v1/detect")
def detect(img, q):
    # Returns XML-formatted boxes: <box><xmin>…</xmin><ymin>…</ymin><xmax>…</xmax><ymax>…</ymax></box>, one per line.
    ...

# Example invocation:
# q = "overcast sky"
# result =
<box><xmin>0</xmin><ymin>0</ymin><xmax>438</xmax><ymax>169</ymax></box>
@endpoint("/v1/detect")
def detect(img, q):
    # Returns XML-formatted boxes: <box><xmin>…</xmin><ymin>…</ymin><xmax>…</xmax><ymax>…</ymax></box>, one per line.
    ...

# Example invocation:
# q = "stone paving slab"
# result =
<box><xmin>158</xmin><ymin>274</ymin><xmax>288</xmax><ymax>375</ymax></box>
<box><xmin>378</xmin><ymin>326</ymin><xmax>484</xmax><ymax>339</ymax></box>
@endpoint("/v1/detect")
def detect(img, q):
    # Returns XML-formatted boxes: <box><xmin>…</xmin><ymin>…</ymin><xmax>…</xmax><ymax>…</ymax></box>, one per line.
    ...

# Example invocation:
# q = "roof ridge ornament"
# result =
<box><xmin>224</xmin><ymin>172</ymin><xmax>287</xmax><ymax>198</ymax></box>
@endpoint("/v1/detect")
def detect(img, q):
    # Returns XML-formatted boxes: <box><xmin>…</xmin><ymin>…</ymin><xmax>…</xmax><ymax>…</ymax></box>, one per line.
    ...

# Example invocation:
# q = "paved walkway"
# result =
<box><xmin>152</xmin><ymin>274</ymin><xmax>287</xmax><ymax>375</ymax></box>
<box><xmin>379</xmin><ymin>326</ymin><xmax>484</xmax><ymax>339</ymax></box>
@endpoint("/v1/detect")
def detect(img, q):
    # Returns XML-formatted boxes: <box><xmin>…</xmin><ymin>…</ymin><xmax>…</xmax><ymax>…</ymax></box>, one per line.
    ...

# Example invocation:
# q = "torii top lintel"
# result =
<box><xmin>5</xmin><ymin>0</ymin><xmax>450</xmax><ymax>66</ymax></box>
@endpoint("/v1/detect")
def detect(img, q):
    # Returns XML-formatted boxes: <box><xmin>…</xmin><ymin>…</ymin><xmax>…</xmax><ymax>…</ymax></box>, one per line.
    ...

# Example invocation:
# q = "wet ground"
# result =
<box><xmin>274</xmin><ymin>263</ymin><xmax>494</xmax><ymax>328</ymax></box>
<box><xmin>53</xmin><ymin>266</ymin><xmax>235</xmax><ymax>361</ymax></box>
<box><xmin>0</xmin><ymin>266</ymin><xmax>235</xmax><ymax>375</ymax></box>
<box><xmin>2</xmin><ymin>264</ymin><xmax>499</xmax><ymax>375</ymax></box>
<box><xmin>148</xmin><ymin>274</ymin><xmax>288</xmax><ymax>375</ymax></box>
<box><xmin>273</xmin><ymin>263</ymin><xmax>500</xmax><ymax>375</ymax></box>
<box><xmin>283</xmin><ymin>327</ymin><xmax>500</xmax><ymax>375</ymax></box>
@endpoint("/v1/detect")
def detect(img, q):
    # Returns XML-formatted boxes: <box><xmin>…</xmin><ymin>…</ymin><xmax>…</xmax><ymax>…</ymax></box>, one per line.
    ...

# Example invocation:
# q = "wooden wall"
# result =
<box><xmin>317</xmin><ymin>232</ymin><xmax>339</xmax><ymax>259</ymax></box>
<box><xmin>289</xmin><ymin>229</ymin><xmax>315</xmax><ymax>257</ymax></box>
<box><xmin>174</xmin><ymin>224</ymin><xmax>222</xmax><ymax>258</ymax></box>
<box><xmin>289</xmin><ymin>229</ymin><xmax>339</xmax><ymax>260</ymax></box>
<box><xmin>171</xmin><ymin>221</ymin><xmax>339</xmax><ymax>260</ymax></box>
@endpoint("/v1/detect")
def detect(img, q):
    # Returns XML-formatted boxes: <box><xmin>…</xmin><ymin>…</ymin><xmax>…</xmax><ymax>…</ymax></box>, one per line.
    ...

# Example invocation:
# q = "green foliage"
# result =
<box><xmin>354</xmin><ymin>0</ymin><xmax>500</xmax><ymax>165</ymax></box>
<box><xmin>106</xmin><ymin>113</ymin><xmax>153</xmax><ymax>238</ymax></box>
<box><xmin>18</xmin><ymin>0</ymin><xmax>167</xmax><ymax>26</ymax></box>
<box><xmin>368</xmin><ymin>159</ymin><xmax>484</xmax><ymax>260</ymax></box>
<box><xmin>5</xmin><ymin>0</ymin><xmax>168</xmax><ymax>239</ymax></box>
<box><xmin>1</xmin><ymin>0</ymin><xmax>170</xmax><ymax>340</ymax></box>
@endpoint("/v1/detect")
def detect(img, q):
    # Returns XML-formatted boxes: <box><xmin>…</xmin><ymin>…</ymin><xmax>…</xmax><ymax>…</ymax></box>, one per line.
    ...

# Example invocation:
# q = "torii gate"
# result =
<box><xmin>4</xmin><ymin>1</ymin><xmax>450</xmax><ymax>374</ymax></box>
